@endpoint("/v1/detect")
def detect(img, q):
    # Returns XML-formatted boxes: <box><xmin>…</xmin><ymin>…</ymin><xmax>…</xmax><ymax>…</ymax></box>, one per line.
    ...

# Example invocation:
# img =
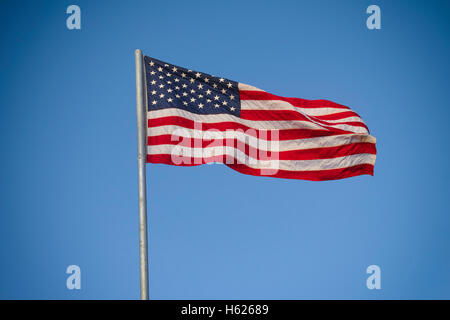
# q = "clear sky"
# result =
<box><xmin>0</xmin><ymin>0</ymin><xmax>449</xmax><ymax>299</ymax></box>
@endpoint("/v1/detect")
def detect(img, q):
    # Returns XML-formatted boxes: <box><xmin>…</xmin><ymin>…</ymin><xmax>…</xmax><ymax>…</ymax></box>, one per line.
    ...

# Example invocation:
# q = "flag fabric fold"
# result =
<box><xmin>144</xmin><ymin>56</ymin><xmax>376</xmax><ymax>181</ymax></box>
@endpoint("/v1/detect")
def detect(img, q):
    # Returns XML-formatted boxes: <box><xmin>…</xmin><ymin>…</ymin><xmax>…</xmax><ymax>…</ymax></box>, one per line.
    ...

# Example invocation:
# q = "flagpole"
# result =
<box><xmin>135</xmin><ymin>49</ymin><xmax>149</xmax><ymax>300</ymax></box>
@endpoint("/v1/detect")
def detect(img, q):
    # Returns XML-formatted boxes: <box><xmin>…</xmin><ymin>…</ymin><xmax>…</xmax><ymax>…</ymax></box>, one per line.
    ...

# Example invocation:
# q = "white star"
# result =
<box><xmin>157</xmin><ymin>67</ymin><xmax>163</xmax><ymax>72</ymax></box>
<box><xmin>204</xmin><ymin>78</ymin><xmax>209</xmax><ymax>82</ymax></box>
<box><xmin>183</xmin><ymin>101</ymin><xmax>188</xmax><ymax>105</ymax></box>
<box><xmin>158</xmin><ymin>75</ymin><xmax>164</xmax><ymax>79</ymax></box>
<box><xmin>190</xmin><ymin>89</ymin><xmax>196</xmax><ymax>94</ymax></box>
<box><xmin>230</xmin><ymin>95</ymin><xmax>235</xmax><ymax>100</ymax></box>
<box><xmin>175</xmin><ymin>86</ymin><xmax>180</xmax><ymax>90</ymax></box>
<box><xmin>197</xmin><ymin>84</ymin><xmax>203</xmax><ymax>89</ymax></box>
<box><xmin>149</xmin><ymin>61</ymin><xmax>154</xmax><ymax>66</ymax></box>
<box><xmin>230</xmin><ymin>107</ymin><xmax>236</xmax><ymax>111</ymax></box>
<box><xmin>207</xmin><ymin>99</ymin><xmax>212</xmax><ymax>103</ymax></box>
<box><xmin>214</xmin><ymin>104</ymin><xmax>220</xmax><ymax>108</ymax></box>
<box><xmin>159</xmin><ymin>93</ymin><xmax>165</xmax><ymax>98</ymax></box>
<box><xmin>189</xmin><ymin>78</ymin><xmax>195</xmax><ymax>83</ymax></box>
<box><xmin>190</xmin><ymin>97</ymin><xmax>196</xmax><ymax>102</ymax></box>
<box><xmin>227</xmin><ymin>82</ymin><xmax>233</xmax><ymax>88</ymax></box>
<box><xmin>152</xmin><ymin>100</ymin><xmax>157</xmax><ymax>105</ymax></box>
<box><xmin>219</xmin><ymin>78</ymin><xmax>225</xmax><ymax>82</ymax></box>
<box><xmin>205</xmin><ymin>89</ymin><xmax>211</xmax><ymax>95</ymax></box>
<box><xmin>159</xmin><ymin>84</ymin><xmax>165</xmax><ymax>88</ymax></box>
<box><xmin>182</xmin><ymin>84</ymin><xmax>187</xmax><ymax>88</ymax></box>
<box><xmin>151</xmin><ymin>90</ymin><xmax>157</xmax><ymax>95</ymax></box>
<box><xmin>150</xmin><ymin>71</ymin><xmax>155</xmax><ymax>75</ymax></box>
<box><xmin>198</xmin><ymin>103</ymin><xmax>204</xmax><ymax>108</ymax></box>
<box><xmin>174</xmin><ymin>78</ymin><xmax>180</xmax><ymax>82</ymax></box>
<box><xmin>198</xmin><ymin>94</ymin><xmax>203</xmax><ymax>98</ymax></box>
<box><xmin>221</xmin><ymin>88</ymin><xmax>227</xmax><ymax>94</ymax></box>
<box><xmin>213</xmin><ymin>83</ymin><xmax>218</xmax><ymax>88</ymax></box>
<box><xmin>167</xmin><ymin>88</ymin><xmax>173</xmax><ymax>93</ymax></box>
<box><xmin>182</xmin><ymin>92</ymin><xmax>188</xmax><ymax>96</ymax></box>
<box><xmin>195</xmin><ymin>72</ymin><xmax>201</xmax><ymax>78</ymax></box>
<box><xmin>167</xmin><ymin>81</ymin><xmax>172</xmax><ymax>85</ymax></box>
<box><xmin>172</xmin><ymin>67</ymin><xmax>178</xmax><ymax>72</ymax></box>
<box><xmin>164</xmin><ymin>64</ymin><xmax>169</xmax><ymax>67</ymax></box>
<box><xmin>166</xmin><ymin>73</ymin><xmax>171</xmax><ymax>77</ymax></box>
<box><xmin>181</xmin><ymin>73</ymin><xmax>186</xmax><ymax>78</ymax></box>
<box><xmin>222</xmin><ymin>100</ymin><xmax>228</xmax><ymax>106</ymax></box>
<box><xmin>175</xmin><ymin>94</ymin><xmax>180</xmax><ymax>98</ymax></box>
<box><xmin>167</xmin><ymin>98</ymin><xmax>173</xmax><ymax>102</ymax></box>
<box><xmin>214</xmin><ymin>95</ymin><xmax>220</xmax><ymax>100</ymax></box>
<box><xmin>150</xmin><ymin>80</ymin><xmax>156</xmax><ymax>85</ymax></box>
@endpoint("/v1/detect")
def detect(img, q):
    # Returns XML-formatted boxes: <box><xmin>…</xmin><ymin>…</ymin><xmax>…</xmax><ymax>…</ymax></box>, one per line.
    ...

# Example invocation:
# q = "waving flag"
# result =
<box><xmin>144</xmin><ymin>56</ymin><xmax>376</xmax><ymax>181</ymax></box>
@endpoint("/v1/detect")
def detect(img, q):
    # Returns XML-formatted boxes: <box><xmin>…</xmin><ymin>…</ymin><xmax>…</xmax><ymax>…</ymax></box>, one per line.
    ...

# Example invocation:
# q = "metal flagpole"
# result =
<box><xmin>135</xmin><ymin>49</ymin><xmax>149</xmax><ymax>300</ymax></box>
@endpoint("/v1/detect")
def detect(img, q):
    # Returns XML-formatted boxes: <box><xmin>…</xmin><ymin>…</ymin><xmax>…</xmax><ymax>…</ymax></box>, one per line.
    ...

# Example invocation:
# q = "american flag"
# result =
<box><xmin>144</xmin><ymin>56</ymin><xmax>376</xmax><ymax>181</ymax></box>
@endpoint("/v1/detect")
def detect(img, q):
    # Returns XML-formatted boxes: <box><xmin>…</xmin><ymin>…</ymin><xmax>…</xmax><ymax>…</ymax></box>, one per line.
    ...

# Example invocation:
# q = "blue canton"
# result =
<box><xmin>144</xmin><ymin>56</ymin><xmax>241</xmax><ymax>117</ymax></box>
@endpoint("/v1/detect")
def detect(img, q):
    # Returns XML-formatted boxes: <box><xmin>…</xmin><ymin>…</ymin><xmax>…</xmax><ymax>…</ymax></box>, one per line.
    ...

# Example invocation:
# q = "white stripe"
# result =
<box><xmin>241</xmin><ymin>100</ymin><xmax>350</xmax><ymax>116</ymax></box>
<box><xmin>238</xmin><ymin>82</ymin><xmax>264</xmax><ymax>91</ymax></box>
<box><xmin>319</xmin><ymin>116</ymin><xmax>365</xmax><ymax>124</ymax></box>
<box><xmin>148</xmin><ymin>125</ymin><xmax>376</xmax><ymax>152</ymax></box>
<box><xmin>148</xmin><ymin>144</ymin><xmax>376</xmax><ymax>171</ymax></box>
<box><xmin>147</xmin><ymin>109</ymin><xmax>368</xmax><ymax>134</ymax></box>
<box><xmin>149</xmin><ymin>109</ymin><xmax>323</xmax><ymax>130</ymax></box>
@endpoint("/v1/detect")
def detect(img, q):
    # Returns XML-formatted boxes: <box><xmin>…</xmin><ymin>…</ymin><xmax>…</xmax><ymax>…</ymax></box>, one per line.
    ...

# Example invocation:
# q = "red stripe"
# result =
<box><xmin>279</xmin><ymin>142</ymin><xmax>375</xmax><ymax>160</ymax></box>
<box><xmin>228</xmin><ymin>163</ymin><xmax>374</xmax><ymax>181</ymax></box>
<box><xmin>148</xmin><ymin>134</ymin><xmax>376</xmax><ymax>161</ymax></box>
<box><xmin>147</xmin><ymin>154</ymin><xmax>374</xmax><ymax>181</ymax></box>
<box><xmin>239</xmin><ymin>90</ymin><xmax>351</xmax><ymax>110</ymax></box>
<box><xmin>240</xmin><ymin>110</ymin><xmax>368</xmax><ymax>132</ymax></box>
<box><xmin>148</xmin><ymin>116</ymin><xmax>351</xmax><ymax>140</ymax></box>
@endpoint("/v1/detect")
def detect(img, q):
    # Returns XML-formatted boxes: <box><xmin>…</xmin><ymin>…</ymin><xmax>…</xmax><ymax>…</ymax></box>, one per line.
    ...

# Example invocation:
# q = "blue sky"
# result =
<box><xmin>0</xmin><ymin>0</ymin><xmax>449</xmax><ymax>299</ymax></box>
